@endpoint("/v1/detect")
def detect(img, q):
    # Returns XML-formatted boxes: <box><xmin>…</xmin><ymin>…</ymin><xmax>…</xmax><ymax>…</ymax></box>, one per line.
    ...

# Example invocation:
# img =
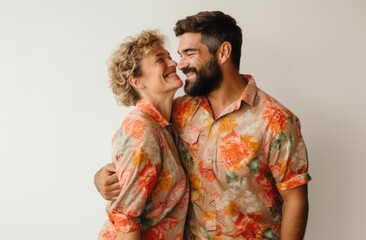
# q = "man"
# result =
<box><xmin>95</xmin><ymin>11</ymin><xmax>311</xmax><ymax>240</ymax></box>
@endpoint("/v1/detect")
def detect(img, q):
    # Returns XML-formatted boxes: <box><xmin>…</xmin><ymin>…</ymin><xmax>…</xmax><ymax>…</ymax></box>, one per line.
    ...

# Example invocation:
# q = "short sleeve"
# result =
<box><xmin>267</xmin><ymin>115</ymin><xmax>311</xmax><ymax>191</ymax></box>
<box><xmin>108</xmin><ymin>117</ymin><xmax>161</xmax><ymax>233</ymax></box>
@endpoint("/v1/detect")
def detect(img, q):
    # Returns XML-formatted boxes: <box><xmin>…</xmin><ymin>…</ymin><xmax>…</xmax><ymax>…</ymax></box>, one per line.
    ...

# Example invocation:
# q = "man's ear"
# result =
<box><xmin>217</xmin><ymin>41</ymin><xmax>232</xmax><ymax>64</ymax></box>
<box><xmin>129</xmin><ymin>76</ymin><xmax>145</xmax><ymax>89</ymax></box>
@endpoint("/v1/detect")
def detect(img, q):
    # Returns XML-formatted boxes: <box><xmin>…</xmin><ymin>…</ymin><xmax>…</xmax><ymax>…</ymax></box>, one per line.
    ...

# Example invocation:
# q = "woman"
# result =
<box><xmin>98</xmin><ymin>30</ymin><xmax>189</xmax><ymax>240</ymax></box>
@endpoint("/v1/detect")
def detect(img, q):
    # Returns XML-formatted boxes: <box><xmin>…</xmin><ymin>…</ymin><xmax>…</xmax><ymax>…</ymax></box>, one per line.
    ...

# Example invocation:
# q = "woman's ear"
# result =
<box><xmin>129</xmin><ymin>77</ymin><xmax>145</xmax><ymax>89</ymax></box>
<box><xmin>217</xmin><ymin>41</ymin><xmax>232</xmax><ymax>64</ymax></box>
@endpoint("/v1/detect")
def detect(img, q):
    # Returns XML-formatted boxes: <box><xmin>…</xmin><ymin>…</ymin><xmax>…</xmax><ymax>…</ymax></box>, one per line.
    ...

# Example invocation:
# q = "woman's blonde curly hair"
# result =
<box><xmin>108</xmin><ymin>30</ymin><xmax>165</xmax><ymax>106</ymax></box>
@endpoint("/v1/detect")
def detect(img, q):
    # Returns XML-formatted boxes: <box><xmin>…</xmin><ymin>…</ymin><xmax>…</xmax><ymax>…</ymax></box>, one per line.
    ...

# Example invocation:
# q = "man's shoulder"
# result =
<box><xmin>172</xmin><ymin>95</ymin><xmax>201</xmax><ymax>129</ymax></box>
<box><xmin>255</xmin><ymin>88</ymin><xmax>298</xmax><ymax>121</ymax></box>
<box><xmin>172</xmin><ymin>95</ymin><xmax>200</xmax><ymax>113</ymax></box>
<box><xmin>173</xmin><ymin>95</ymin><xmax>195</xmax><ymax>106</ymax></box>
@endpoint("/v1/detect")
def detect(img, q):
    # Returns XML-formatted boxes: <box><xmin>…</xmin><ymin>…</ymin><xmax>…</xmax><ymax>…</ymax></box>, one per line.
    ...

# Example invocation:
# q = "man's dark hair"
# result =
<box><xmin>174</xmin><ymin>11</ymin><xmax>242</xmax><ymax>70</ymax></box>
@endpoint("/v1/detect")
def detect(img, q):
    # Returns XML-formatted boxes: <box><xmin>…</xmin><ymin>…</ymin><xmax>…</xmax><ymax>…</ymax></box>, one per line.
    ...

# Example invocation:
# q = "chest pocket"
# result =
<box><xmin>179</xmin><ymin>123</ymin><xmax>201</xmax><ymax>145</ymax></box>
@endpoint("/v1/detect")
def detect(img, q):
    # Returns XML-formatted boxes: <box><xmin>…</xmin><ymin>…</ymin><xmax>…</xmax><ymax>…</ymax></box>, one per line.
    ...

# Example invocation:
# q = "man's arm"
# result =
<box><xmin>279</xmin><ymin>184</ymin><xmax>309</xmax><ymax>240</ymax></box>
<box><xmin>94</xmin><ymin>163</ymin><xmax>121</xmax><ymax>201</ymax></box>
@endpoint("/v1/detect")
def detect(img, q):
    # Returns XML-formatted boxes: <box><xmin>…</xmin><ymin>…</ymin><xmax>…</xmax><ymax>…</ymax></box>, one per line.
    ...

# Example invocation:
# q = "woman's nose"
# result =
<box><xmin>167</xmin><ymin>58</ymin><xmax>177</xmax><ymax>67</ymax></box>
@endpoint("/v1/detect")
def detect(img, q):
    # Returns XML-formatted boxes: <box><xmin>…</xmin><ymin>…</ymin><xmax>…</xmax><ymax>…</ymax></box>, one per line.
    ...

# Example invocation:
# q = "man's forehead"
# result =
<box><xmin>178</xmin><ymin>32</ymin><xmax>202</xmax><ymax>50</ymax></box>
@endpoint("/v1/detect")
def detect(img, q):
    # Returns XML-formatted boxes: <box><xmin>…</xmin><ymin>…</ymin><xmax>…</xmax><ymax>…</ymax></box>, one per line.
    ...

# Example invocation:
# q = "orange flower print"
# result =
<box><xmin>218</xmin><ymin>115</ymin><xmax>238</xmax><ymax>132</ymax></box>
<box><xmin>117</xmin><ymin>168</ymin><xmax>133</xmax><ymax>188</ymax></box>
<box><xmin>190</xmin><ymin>142</ymin><xmax>199</xmax><ymax>152</ymax></box>
<box><xmin>219</xmin><ymin>130</ymin><xmax>249</xmax><ymax>168</ymax></box>
<box><xmin>153</xmin><ymin>169</ymin><xmax>173</xmax><ymax>196</ymax></box>
<box><xmin>98</xmin><ymin>230</ymin><xmax>115</xmax><ymax>240</ymax></box>
<box><xmin>257</xmin><ymin>164</ymin><xmax>277</xmax><ymax>206</ymax></box>
<box><xmin>215</xmin><ymin>224</ymin><xmax>223</xmax><ymax>238</ymax></box>
<box><xmin>167</xmin><ymin>178</ymin><xmax>188</xmax><ymax>206</ymax></box>
<box><xmin>191</xmin><ymin>189</ymin><xmax>203</xmax><ymax>201</ymax></box>
<box><xmin>261</xmin><ymin>178</ymin><xmax>277</xmax><ymax>207</ymax></box>
<box><xmin>224</xmin><ymin>200</ymin><xmax>241</xmax><ymax>217</ymax></box>
<box><xmin>213</xmin><ymin>236</ymin><xmax>223</xmax><ymax>240</ymax></box>
<box><xmin>278</xmin><ymin>171</ymin><xmax>311</xmax><ymax>191</ymax></box>
<box><xmin>233</xmin><ymin>213</ymin><xmax>262</xmax><ymax>239</ymax></box>
<box><xmin>198</xmin><ymin>161</ymin><xmax>216</xmax><ymax>182</ymax></box>
<box><xmin>138</xmin><ymin>100</ymin><xmax>166</xmax><ymax>125</ymax></box>
<box><xmin>98</xmin><ymin>222</ymin><xmax>117</xmax><ymax>240</ymax></box>
<box><xmin>269</xmin><ymin>161</ymin><xmax>282</xmax><ymax>181</ymax></box>
<box><xmin>108</xmin><ymin>210</ymin><xmax>140</xmax><ymax>233</ymax></box>
<box><xmin>190</xmin><ymin>175</ymin><xmax>204</xmax><ymax>201</ymax></box>
<box><xmin>138</xmin><ymin>161</ymin><xmax>158</xmax><ymax>200</ymax></box>
<box><xmin>142</xmin><ymin>217</ymin><xmax>178</xmax><ymax>239</ymax></box>
<box><xmin>281</xmin><ymin>169</ymin><xmax>297</xmax><ymax>183</ymax></box>
<box><xmin>190</xmin><ymin>175</ymin><xmax>203</xmax><ymax>189</ymax></box>
<box><xmin>174</xmin><ymin>233</ymin><xmax>184</xmax><ymax>240</ymax></box>
<box><xmin>199</xmin><ymin>98</ymin><xmax>211</xmax><ymax>113</ymax></box>
<box><xmin>124</xmin><ymin>118</ymin><xmax>147</xmax><ymax>140</ymax></box>
<box><xmin>146</xmin><ymin>201</ymin><xmax>167</xmax><ymax>219</ymax></box>
<box><xmin>166</xmin><ymin>216</ymin><xmax>179</xmax><ymax>229</ymax></box>
<box><xmin>132</xmin><ymin>148</ymin><xmax>149</xmax><ymax>166</ymax></box>
<box><xmin>142</xmin><ymin>224</ymin><xmax>167</xmax><ymax>240</ymax></box>
<box><xmin>202</xmin><ymin>210</ymin><xmax>216</xmax><ymax>222</ymax></box>
<box><xmin>262</xmin><ymin>97</ymin><xmax>287</xmax><ymax>134</ymax></box>
<box><xmin>204</xmin><ymin>117</ymin><xmax>214</xmax><ymax>130</ymax></box>
<box><xmin>241</xmin><ymin>135</ymin><xmax>259</xmax><ymax>159</ymax></box>
<box><xmin>173</xmin><ymin>98</ymin><xmax>197</xmax><ymax>128</ymax></box>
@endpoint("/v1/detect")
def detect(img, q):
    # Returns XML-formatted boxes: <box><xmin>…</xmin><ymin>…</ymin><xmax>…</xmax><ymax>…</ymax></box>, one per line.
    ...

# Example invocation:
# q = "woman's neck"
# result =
<box><xmin>141</xmin><ymin>92</ymin><xmax>175</xmax><ymax>122</ymax></box>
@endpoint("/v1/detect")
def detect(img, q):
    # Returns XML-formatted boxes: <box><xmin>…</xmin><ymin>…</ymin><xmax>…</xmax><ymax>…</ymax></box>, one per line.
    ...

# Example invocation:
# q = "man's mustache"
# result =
<box><xmin>182</xmin><ymin>67</ymin><xmax>198</xmax><ymax>75</ymax></box>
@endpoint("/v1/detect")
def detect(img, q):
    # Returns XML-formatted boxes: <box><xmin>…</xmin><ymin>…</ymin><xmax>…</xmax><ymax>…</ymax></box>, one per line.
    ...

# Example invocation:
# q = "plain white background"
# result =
<box><xmin>1</xmin><ymin>0</ymin><xmax>365</xmax><ymax>239</ymax></box>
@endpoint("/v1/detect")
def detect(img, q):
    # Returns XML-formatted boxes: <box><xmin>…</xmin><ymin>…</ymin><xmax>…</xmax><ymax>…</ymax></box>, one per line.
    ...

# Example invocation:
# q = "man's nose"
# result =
<box><xmin>177</xmin><ymin>57</ymin><xmax>189</xmax><ymax>71</ymax></box>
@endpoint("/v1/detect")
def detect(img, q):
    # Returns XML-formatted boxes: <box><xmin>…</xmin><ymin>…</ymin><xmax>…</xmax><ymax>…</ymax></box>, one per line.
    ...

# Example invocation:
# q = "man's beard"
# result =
<box><xmin>183</xmin><ymin>56</ymin><xmax>223</xmax><ymax>97</ymax></box>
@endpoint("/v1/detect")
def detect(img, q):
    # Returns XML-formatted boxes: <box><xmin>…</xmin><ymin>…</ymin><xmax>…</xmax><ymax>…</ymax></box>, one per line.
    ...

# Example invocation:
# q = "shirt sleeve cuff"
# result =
<box><xmin>276</xmin><ymin>173</ymin><xmax>311</xmax><ymax>191</ymax></box>
<box><xmin>108</xmin><ymin>212</ymin><xmax>140</xmax><ymax>233</ymax></box>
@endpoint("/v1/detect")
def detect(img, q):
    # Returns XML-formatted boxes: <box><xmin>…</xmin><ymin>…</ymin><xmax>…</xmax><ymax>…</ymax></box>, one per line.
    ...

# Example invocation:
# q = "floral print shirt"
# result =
<box><xmin>171</xmin><ymin>75</ymin><xmax>311</xmax><ymax>240</ymax></box>
<box><xmin>98</xmin><ymin>99</ymin><xmax>189</xmax><ymax>240</ymax></box>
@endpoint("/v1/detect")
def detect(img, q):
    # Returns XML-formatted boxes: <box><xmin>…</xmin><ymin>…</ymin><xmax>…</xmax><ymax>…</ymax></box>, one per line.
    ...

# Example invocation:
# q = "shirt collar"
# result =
<box><xmin>239</xmin><ymin>74</ymin><xmax>258</xmax><ymax>107</ymax></box>
<box><xmin>195</xmin><ymin>74</ymin><xmax>258</xmax><ymax>114</ymax></box>
<box><xmin>135</xmin><ymin>99</ymin><xmax>169</xmax><ymax>128</ymax></box>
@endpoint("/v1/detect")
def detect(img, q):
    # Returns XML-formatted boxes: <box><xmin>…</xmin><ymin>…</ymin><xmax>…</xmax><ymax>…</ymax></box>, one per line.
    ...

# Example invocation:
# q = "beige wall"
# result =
<box><xmin>1</xmin><ymin>0</ymin><xmax>365</xmax><ymax>239</ymax></box>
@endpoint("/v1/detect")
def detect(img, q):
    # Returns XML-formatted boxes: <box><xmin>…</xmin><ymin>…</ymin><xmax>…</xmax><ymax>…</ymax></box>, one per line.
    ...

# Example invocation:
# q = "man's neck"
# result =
<box><xmin>207</xmin><ymin>71</ymin><xmax>247</xmax><ymax>119</ymax></box>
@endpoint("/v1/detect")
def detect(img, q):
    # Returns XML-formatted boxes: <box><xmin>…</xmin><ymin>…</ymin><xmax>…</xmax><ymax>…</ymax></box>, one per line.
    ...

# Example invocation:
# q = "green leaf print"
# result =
<box><xmin>226</xmin><ymin>171</ymin><xmax>244</xmax><ymax>190</ymax></box>
<box><xmin>270</xmin><ymin>207</ymin><xmax>281</xmax><ymax>221</ymax></box>
<box><xmin>180</xmin><ymin>147</ymin><xmax>194</xmax><ymax>168</ymax></box>
<box><xmin>120</xmin><ymin>136</ymin><xmax>133</xmax><ymax>156</ymax></box>
<box><xmin>141</xmin><ymin>217</ymin><xmax>154</xmax><ymax>229</ymax></box>
<box><xmin>270</xmin><ymin>133</ymin><xmax>287</xmax><ymax>153</ymax></box>
<box><xmin>143</xmin><ymin>199</ymin><xmax>153</xmax><ymax>215</ymax></box>
<box><xmin>262</xmin><ymin>227</ymin><xmax>279</xmax><ymax>240</ymax></box>
<box><xmin>200</xmin><ymin>226</ymin><xmax>211</xmax><ymax>239</ymax></box>
<box><xmin>225</xmin><ymin>171</ymin><xmax>238</xmax><ymax>181</ymax></box>
<box><xmin>289</xmin><ymin>132</ymin><xmax>294</xmax><ymax>145</ymax></box>
<box><xmin>246</xmin><ymin>158</ymin><xmax>259</xmax><ymax>173</ymax></box>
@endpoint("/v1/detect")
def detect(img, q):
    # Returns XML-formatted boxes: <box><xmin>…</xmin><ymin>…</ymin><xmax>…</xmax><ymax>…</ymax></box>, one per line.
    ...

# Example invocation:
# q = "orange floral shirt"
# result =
<box><xmin>172</xmin><ymin>75</ymin><xmax>311</xmax><ymax>239</ymax></box>
<box><xmin>98</xmin><ymin>99</ymin><xmax>189</xmax><ymax>240</ymax></box>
